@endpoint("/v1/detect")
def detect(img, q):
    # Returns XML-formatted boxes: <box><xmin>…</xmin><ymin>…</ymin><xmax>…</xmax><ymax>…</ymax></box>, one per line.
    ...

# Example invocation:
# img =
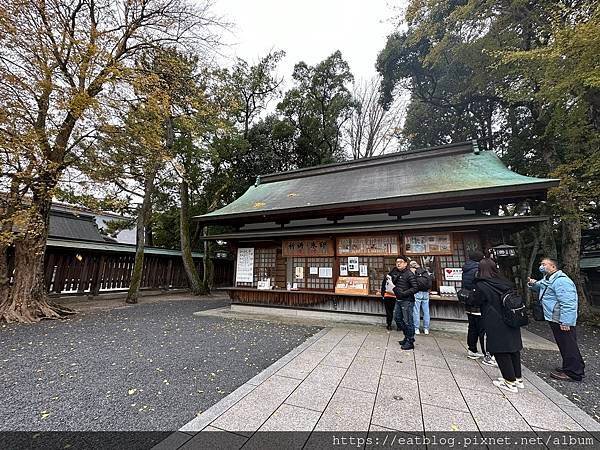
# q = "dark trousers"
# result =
<box><xmin>467</xmin><ymin>313</ymin><xmax>486</xmax><ymax>354</ymax></box>
<box><xmin>494</xmin><ymin>352</ymin><xmax>522</xmax><ymax>382</ymax></box>
<box><xmin>383</xmin><ymin>298</ymin><xmax>396</xmax><ymax>326</ymax></box>
<box><xmin>549</xmin><ymin>321</ymin><xmax>585</xmax><ymax>381</ymax></box>
<box><xmin>394</xmin><ymin>299</ymin><xmax>415</xmax><ymax>342</ymax></box>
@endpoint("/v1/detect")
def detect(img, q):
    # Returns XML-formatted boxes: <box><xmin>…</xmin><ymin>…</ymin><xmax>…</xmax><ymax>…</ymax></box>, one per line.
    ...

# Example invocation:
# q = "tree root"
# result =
<box><xmin>0</xmin><ymin>298</ymin><xmax>76</xmax><ymax>324</ymax></box>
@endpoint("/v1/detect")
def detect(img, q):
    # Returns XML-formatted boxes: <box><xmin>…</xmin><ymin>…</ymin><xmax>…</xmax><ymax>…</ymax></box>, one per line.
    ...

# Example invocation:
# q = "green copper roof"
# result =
<box><xmin>195</xmin><ymin>142</ymin><xmax>559</xmax><ymax>224</ymax></box>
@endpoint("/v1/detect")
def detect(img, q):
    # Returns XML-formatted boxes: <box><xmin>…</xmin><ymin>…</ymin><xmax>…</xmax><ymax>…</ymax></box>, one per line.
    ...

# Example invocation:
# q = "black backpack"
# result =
<box><xmin>458</xmin><ymin>287</ymin><xmax>481</xmax><ymax>307</ymax></box>
<box><xmin>501</xmin><ymin>289</ymin><xmax>529</xmax><ymax>328</ymax></box>
<box><xmin>415</xmin><ymin>268</ymin><xmax>432</xmax><ymax>292</ymax></box>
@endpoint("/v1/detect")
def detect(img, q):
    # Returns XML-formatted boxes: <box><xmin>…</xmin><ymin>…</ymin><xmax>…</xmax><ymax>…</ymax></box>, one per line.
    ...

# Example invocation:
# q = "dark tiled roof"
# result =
<box><xmin>47</xmin><ymin>238</ymin><xmax>203</xmax><ymax>257</ymax></box>
<box><xmin>195</xmin><ymin>142</ymin><xmax>559</xmax><ymax>224</ymax></box>
<box><xmin>48</xmin><ymin>211</ymin><xmax>106</xmax><ymax>242</ymax></box>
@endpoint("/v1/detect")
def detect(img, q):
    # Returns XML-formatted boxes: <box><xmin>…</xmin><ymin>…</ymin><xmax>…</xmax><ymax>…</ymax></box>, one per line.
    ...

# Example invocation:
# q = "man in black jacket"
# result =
<box><xmin>381</xmin><ymin>255</ymin><xmax>419</xmax><ymax>350</ymax></box>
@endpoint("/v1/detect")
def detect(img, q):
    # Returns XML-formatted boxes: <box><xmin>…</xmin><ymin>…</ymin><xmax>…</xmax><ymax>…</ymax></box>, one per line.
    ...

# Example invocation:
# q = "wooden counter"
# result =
<box><xmin>217</xmin><ymin>286</ymin><xmax>458</xmax><ymax>302</ymax></box>
<box><xmin>220</xmin><ymin>287</ymin><xmax>464</xmax><ymax>320</ymax></box>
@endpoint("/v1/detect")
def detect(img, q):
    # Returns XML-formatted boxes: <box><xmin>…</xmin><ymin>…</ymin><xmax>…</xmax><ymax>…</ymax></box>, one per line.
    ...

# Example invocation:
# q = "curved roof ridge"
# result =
<box><xmin>259</xmin><ymin>141</ymin><xmax>474</xmax><ymax>184</ymax></box>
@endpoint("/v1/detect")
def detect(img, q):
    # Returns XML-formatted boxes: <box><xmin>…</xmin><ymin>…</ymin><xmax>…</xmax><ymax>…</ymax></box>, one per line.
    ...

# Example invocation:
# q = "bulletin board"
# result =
<box><xmin>403</xmin><ymin>233</ymin><xmax>453</xmax><ymax>256</ymax></box>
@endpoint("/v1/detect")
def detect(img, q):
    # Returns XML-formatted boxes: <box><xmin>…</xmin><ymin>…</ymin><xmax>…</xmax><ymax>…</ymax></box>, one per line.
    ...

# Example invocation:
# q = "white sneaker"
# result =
<box><xmin>481</xmin><ymin>353</ymin><xmax>498</xmax><ymax>367</ymax></box>
<box><xmin>493</xmin><ymin>379</ymin><xmax>518</xmax><ymax>393</ymax></box>
<box><xmin>497</xmin><ymin>377</ymin><xmax>524</xmax><ymax>389</ymax></box>
<box><xmin>467</xmin><ymin>350</ymin><xmax>484</xmax><ymax>359</ymax></box>
<box><xmin>414</xmin><ymin>329</ymin><xmax>420</xmax><ymax>335</ymax></box>
<box><xmin>424</xmin><ymin>329</ymin><xmax>429</xmax><ymax>335</ymax></box>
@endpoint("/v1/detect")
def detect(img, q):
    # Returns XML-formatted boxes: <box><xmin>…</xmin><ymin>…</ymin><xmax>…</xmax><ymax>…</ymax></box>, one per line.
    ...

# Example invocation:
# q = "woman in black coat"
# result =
<box><xmin>474</xmin><ymin>258</ymin><xmax>523</xmax><ymax>394</ymax></box>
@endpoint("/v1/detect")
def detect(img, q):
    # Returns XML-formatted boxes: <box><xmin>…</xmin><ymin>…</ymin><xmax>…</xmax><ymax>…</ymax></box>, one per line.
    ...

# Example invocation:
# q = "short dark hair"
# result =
<box><xmin>542</xmin><ymin>257</ymin><xmax>559</xmax><ymax>268</ymax></box>
<box><xmin>396</xmin><ymin>255</ymin><xmax>409</xmax><ymax>263</ymax></box>
<box><xmin>468</xmin><ymin>250</ymin><xmax>484</xmax><ymax>262</ymax></box>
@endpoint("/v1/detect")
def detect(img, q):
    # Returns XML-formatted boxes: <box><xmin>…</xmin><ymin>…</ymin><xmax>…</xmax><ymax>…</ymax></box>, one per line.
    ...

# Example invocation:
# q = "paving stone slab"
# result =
<box><xmin>414</xmin><ymin>352</ymin><xmax>448</xmax><ymax>369</ymax></box>
<box><xmin>461</xmin><ymin>387</ymin><xmax>533</xmax><ymax>431</ymax></box>
<box><xmin>258</xmin><ymin>403</ymin><xmax>321</xmax><ymax>432</ymax></box>
<box><xmin>435</xmin><ymin>337</ymin><xmax>469</xmax><ymax>358</ymax></box>
<box><xmin>313</xmin><ymin>387</ymin><xmax>375</xmax><ymax>431</ymax></box>
<box><xmin>308</xmin><ymin>332</ymin><xmax>348</xmax><ymax>353</ymax></box>
<box><xmin>414</xmin><ymin>344</ymin><xmax>444</xmax><ymax>357</ymax></box>
<box><xmin>418</xmin><ymin>371</ymin><xmax>469</xmax><ymax>413</ymax></box>
<box><xmin>505</xmin><ymin>386</ymin><xmax>585</xmax><ymax>431</ymax></box>
<box><xmin>446</xmin><ymin>359</ymin><xmax>499</xmax><ymax>394</ymax></box>
<box><xmin>356</xmin><ymin>333</ymin><xmax>389</xmax><ymax>359</ymax></box>
<box><xmin>421</xmin><ymin>403</ymin><xmax>479</xmax><ymax>431</ymax></box>
<box><xmin>558</xmin><ymin>404</ymin><xmax>600</xmax><ymax>432</ymax></box>
<box><xmin>210</xmin><ymin>375</ymin><xmax>301</xmax><ymax>436</ymax></box>
<box><xmin>340</xmin><ymin>356</ymin><xmax>384</xmax><ymax>393</ymax></box>
<box><xmin>320</xmin><ymin>346</ymin><xmax>360</xmax><ymax>368</ymax></box>
<box><xmin>382</xmin><ymin>354</ymin><xmax>417</xmax><ymax>380</ymax></box>
<box><xmin>285</xmin><ymin>380</ymin><xmax>339</xmax><ymax>412</ymax></box>
<box><xmin>180</xmin><ymin>382</ymin><xmax>257</xmax><ymax>432</ymax></box>
<box><xmin>303</xmin><ymin>364</ymin><xmax>347</xmax><ymax>387</ymax></box>
<box><xmin>371</xmin><ymin>374</ymin><xmax>423</xmax><ymax>432</ymax></box>
<box><xmin>520</xmin><ymin>366</ymin><xmax>577</xmax><ymax>407</ymax></box>
<box><xmin>276</xmin><ymin>350</ymin><xmax>328</xmax><ymax>379</ymax></box>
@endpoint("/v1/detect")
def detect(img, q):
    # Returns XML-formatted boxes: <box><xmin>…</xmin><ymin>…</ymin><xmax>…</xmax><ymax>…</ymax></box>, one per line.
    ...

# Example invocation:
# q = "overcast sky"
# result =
<box><xmin>212</xmin><ymin>0</ymin><xmax>405</xmax><ymax>83</ymax></box>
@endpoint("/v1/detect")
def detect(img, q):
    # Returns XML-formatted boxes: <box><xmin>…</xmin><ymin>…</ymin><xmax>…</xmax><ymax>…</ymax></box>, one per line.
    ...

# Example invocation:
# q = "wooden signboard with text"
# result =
<box><xmin>336</xmin><ymin>235</ymin><xmax>399</xmax><ymax>256</ymax></box>
<box><xmin>282</xmin><ymin>238</ymin><xmax>335</xmax><ymax>257</ymax></box>
<box><xmin>334</xmin><ymin>276</ymin><xmax>370</xmax><ymax>295</ymax></box>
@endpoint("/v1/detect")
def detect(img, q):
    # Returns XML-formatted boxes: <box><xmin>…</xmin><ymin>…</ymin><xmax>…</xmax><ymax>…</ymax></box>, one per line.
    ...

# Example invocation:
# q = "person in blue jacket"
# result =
<box><xmin>528</xmin><ymin>257</ymin><xmax>585</xmax><ymax>381</ymax></box>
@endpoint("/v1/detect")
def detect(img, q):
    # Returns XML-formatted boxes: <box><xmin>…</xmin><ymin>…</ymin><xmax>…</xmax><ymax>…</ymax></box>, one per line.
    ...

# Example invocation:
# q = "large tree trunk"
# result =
<box><xmin>515</xmin><ymin>230</ymin><xmax>539</xmax><ymax>303</ymax></box>
<box><xmin>538</xmin><ymin>216</ymin><xmax>557</xmax><ymax>260</ymax></box>
<box><xmin>126</xmin><ymin>170</ymin><xmax>157</xmax><ymax>304</ymax></box>
<box><xmin>0</xmin><ymin>195</ymin><xmax>74</xmax><ymax>323</ymax></box>
<box><xmin>180</xmin><ymin>178</ymin><xmax>205</xmax><ymax>294</ymax></box>
<box><xmin>561</xmin><ymin>213</ymin><xmax>590</xmax><ymax>319</ymax></box>
<box><xmin>0</xmin><ymin>245</ymin><xmax>11</xmax><ymax>310</ymax></box>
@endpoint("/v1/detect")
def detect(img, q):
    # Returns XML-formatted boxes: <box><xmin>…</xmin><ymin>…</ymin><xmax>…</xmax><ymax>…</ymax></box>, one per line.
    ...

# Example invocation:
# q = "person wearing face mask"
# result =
<box><xmin>528</xmin><ymin>258</ymin><xmax>585</xmax><ymax>382</ymax></box>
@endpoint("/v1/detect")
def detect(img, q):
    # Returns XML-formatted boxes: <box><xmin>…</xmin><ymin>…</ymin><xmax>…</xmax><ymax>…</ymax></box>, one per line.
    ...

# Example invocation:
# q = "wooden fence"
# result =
<box><xmin>44</xmin><ymin>248</ymin><xmax>233</xmax><ymax>295</ymax></box>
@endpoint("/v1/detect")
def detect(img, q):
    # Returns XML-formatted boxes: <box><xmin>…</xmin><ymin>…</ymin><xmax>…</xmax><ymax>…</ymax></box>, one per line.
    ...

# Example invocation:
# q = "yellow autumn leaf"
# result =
<box><xmin>128</xmin><ymin>388</ymin><xmax>137</xmax><ymax>395</ymax></box>
<box><xmin>450</xmin><ymin>423</ymin><xmax>459</xmax><ymax>431</ymax></box>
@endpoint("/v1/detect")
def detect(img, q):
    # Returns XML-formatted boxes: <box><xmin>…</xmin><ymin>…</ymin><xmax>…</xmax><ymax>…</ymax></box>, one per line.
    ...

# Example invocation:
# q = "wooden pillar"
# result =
<box><xmin>165</xmin><ymin>258</ymin><xmax>173</xmax><ymax>289</ymax></box>
<box><xmin>78</xmin><ymin>254</ymin><xmax>91</xmax><ymax>294</ymax></box>
<box><xmin>90</xmin><ymin>255</ymin><xmax>105</xmax><ymax>297</ymax></box>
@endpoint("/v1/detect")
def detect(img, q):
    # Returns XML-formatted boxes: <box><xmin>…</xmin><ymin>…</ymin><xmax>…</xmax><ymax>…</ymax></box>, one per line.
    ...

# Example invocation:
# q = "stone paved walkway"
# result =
<box><xmin>154</xmin><ymin>324</ymin><xmax>600</xmax><ymax>449</ymax></box>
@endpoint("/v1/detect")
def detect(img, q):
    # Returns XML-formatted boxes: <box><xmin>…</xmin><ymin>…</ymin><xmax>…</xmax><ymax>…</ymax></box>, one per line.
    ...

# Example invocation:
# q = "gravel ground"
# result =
<box><xmin>0</xmin><ymin>296</ymin><xmax>321</xmax><ymax>435</ymax></box>
<box><xmin>522</xmin><ymin>320</ymin><xmax>600</xmax><ymax>423</ymax></box>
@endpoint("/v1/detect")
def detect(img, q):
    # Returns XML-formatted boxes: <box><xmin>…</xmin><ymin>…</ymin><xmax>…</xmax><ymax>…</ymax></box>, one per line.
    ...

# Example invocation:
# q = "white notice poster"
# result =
<box><xmin>340</xmin><ymin>265</ymin><xmax>348</xmax><ymax>276</ymax></box>
<box><xmin>235</xmin><ymin>248</ymin><xmax>254</xmax><ymax>283</ymax></box>
<box><xmin>359</xmin><ymin>265</ymin><xmax>368</xmax><ymax>277</ymax></box>
<box><xmin>318</xmin><ymin>267</ymin><xmax>333</xmax><ymax>278</ymax></box>
<box><xmin>309</xmin><ymin>267</ymin><xmax>318</xmax><ymax>275</ymax></box>
<box><xmin>348</xmin><ymin>257</ymin><xmax>359</xmax><ymax>272</ymax></box>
